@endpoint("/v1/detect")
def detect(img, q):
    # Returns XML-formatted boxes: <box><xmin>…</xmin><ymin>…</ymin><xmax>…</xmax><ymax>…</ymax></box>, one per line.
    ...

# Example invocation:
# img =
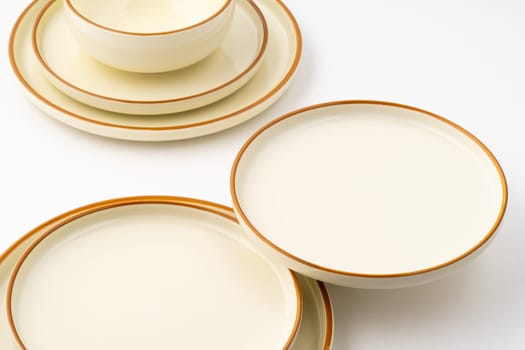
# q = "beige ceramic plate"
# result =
<box><xmin>0</xmin><ymin>197</ymin><xmax>332</xmax><ymax>350</ymax></box>
<box><xmin>9</xmin><ymin>0</ymin><xmax>301</xmax><ymax>141</ymax></box>
<box><xmin>294</xmin><ymin>276</ymin><xmax>333</xmax><ymax>350</ymax></box>
<box><xmin>6</xmin><ymin>197</ymin><xmax>301</xmax><ymax>350</ymax></box>
<box><xmin>33</xmin><ymin>0</ymin><xmax>267</xmax><ymax>115</ymax></box>
<box><xmin>231</xmin><ymin>101</ymin><xmax>508</xmax><ymax>289</ymax></box>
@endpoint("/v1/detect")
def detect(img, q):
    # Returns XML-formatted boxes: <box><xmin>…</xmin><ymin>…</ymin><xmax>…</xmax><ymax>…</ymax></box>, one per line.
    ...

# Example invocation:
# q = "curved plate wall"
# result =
<box><xmin>231</xmin><ymin>100</ymin><xmax>507</xmax><ymax>289</ymax></box>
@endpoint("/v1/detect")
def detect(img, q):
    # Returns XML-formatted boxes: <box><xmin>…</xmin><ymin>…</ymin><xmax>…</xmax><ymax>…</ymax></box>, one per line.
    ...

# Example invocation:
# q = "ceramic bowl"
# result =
<box><xmin>64</xmin><ymin>0</ymin><xmax>235</xmax><ymax>73</ymax></box>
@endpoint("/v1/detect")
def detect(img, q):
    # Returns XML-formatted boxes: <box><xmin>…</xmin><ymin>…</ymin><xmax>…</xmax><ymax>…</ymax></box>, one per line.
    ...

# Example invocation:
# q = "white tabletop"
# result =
<box><xmin>1</xmin><ymin>0</ymin><xmax>524</xmax><ymax>349</ymax></box>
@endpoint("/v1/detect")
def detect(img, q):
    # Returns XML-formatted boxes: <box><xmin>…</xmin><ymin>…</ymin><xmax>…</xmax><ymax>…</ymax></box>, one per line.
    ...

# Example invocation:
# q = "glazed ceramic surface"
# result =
<box><xmin>0</xmin><ymin>199</ymin><xmax>332</xmax><ymax>350</ymax></box>
<box><xmin>294</xmin><ymin>276</ymin><xmax>333</xmax><ymax>350</ymax></box>
<box><xmin>231</xmin><ymin>101</ymin><xmax>508</xmax><ymax>289</ymax></box>
<box><xmin>6</xmin><ymin>197</ymin><xmax>301</xmax><ymax>350</ymax></box>
<box><xmin>65</xmin><ymin>0</ymin><xmax>235</xmax><ymax>72</ymax></box>
<box><xmin>9</xmin><ymin>0</ymin><xmax>301</xmax><ymax>141</ymax></box>
<box><xmin>34</xmin><ymin>0</ymin><xmax>267</xmax><ymax>115</ymax></box>
<box><xmin>0</xmin><ymin>277</ymin><xmax>333</xmax><ymax>350</ymax></box>
<box><xmin>68</xmin><ymin>0</ymin><xmax>229</xmax><ymax>33</ymax></box>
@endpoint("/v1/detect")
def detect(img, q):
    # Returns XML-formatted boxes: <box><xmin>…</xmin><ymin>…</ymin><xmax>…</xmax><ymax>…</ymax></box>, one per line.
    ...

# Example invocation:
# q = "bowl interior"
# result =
<box><xmin>67</xmin><ymin>0</ymin><xmax>231</xmax><ymax>33</ymax></box>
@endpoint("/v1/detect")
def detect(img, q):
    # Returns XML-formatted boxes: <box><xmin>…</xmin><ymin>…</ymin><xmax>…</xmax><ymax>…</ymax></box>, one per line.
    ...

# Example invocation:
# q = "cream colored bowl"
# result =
<box><xmin>64</xmin><ymin>0</ymin><xmax>235</xmax><ymax>73</ymax></box>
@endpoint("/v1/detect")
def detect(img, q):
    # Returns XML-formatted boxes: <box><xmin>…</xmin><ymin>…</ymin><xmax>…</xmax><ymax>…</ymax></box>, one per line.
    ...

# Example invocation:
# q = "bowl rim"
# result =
<box><xmin>32</xmin><ymin>0</ymin><xmax>268</xmax><ymax>105</ymax></box>
<box><xmin>64</xmin><ymin>0</ymin><xmax>234</xmax><ymax>36</ymax></box>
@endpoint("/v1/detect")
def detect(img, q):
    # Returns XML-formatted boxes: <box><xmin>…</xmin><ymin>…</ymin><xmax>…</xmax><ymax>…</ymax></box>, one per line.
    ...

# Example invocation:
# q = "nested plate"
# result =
<box><xmin>231</xmin><ymin>101</ymin><xmax>508</xmax><ymax>289</ymax></box>
<box><xmin>294</xmin><ymin>276</ymin><xmax>333</xmax><ymax>350</ymax></box>
<box><xmin>0</xmin><ymin>198</ymin><xmax>333</xmax><ymax>350</ymax></box>
<box><xmin>9</xmin><ymin>0</ymin><xmax>301</xmax><ymax>141</ymax></box>
<box><xmin>6</xmin><ymin>197</ymin><xmax>301</xmax><ymax>350</ymax></box>
<box><xmin>33</xmin><ymin>0</ymin><xmax>267</xmax><ymax>115</ymax></box>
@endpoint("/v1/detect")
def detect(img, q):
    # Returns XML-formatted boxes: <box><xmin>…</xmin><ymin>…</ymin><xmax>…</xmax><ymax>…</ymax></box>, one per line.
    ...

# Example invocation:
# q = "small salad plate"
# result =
<box><xmin>1</xmin><ymin>197</ymin><xmax>332</xmax><ymax>350</ymax></box>
<box><xmin>231</xmin><ymin>100</ymin><xmax>508</xmax><ymax>289</ymax></box>
<box><xmin>6</xmin><ymin>196</ymin><xmax>302</xmax><ymax>350</ymax></box>
<box><xmin>10</xmin><ymin>0</ymin><xmax>301</xmax><ymax>141</ymax></box>
<box><xmin>33</xmin><ymin>0</ymin><xmax>268</xmax><ymax>115</ymax></box>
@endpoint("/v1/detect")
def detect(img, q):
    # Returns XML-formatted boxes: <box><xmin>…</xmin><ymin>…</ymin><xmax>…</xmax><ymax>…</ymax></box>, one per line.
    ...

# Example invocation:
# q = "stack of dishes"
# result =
<box><xmin>9</xmin><ymin>0</ymin><xmax>302</xmax><ymax>141</ymax></box>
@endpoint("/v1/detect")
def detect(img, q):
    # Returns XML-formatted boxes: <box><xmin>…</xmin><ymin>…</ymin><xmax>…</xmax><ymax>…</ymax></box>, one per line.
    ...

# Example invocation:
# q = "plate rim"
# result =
<box><xmin>0</xmin><ymin>202</ymin><xmax>333</xmax><ymax>350</ymax></box>
<box><xmin>5</xmin><ymin>195</ymin><xmax>303</xmax><ymax>350</ymax></box>
<box><xmin>32</xmin><ymin>0</ymin><xmax>269</xmax><ymax>105</ymax></box>
<box><xmin>316</xmin><ymin>281</ymin><xmax>333</xmax><ymax>350</ymax></box>
<box><xmin>230</xmin><ymin>99</ymin><xmax>509</xmax><ymax>279</ymax></box>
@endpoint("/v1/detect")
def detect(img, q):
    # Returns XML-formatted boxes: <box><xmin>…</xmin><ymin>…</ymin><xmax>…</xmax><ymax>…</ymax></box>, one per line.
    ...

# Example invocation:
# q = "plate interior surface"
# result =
<box><xmin>1</xmin><ymin>228</ymin><xmax>333</xmax><ymax>350</ymax></box>
<box><xmin>8</xmin><ymin>202</ymin><xmax>299</xmax><ymax>350</ymax></box>
<box><xmin>233</xmin><ymin>102</ymin><xmax>506</xmax><ymax>276</ymax></box>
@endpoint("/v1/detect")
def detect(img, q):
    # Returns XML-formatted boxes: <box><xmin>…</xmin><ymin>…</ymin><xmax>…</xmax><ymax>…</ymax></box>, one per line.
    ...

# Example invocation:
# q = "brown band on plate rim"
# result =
<box><xmin>32</xmin><ymin>0</ymin><xmax>269</xmax><ymax>105</ymax></box>
<box><xmin>64</xmin><ymin>0</ymin><xmax>234</xmax><ymax>36</ymax></box>
<box><xmin>5</xmin><ymin>196</ymin><xmax>302</xmax><ymax>350</ymax></box>
<box><xmin>317</xmin><ymin>282</ymin><xmax>334</xmax><ymax>350</ymax></box>
<box><xmin>9</xmin><ymin>0</ymin><xmax>302</xmax><ymax>131</ymax></box>
<box><xmin>230</xmin><ymin>100</ymin><xmax>509</xmax><ymax>279</ymax></box>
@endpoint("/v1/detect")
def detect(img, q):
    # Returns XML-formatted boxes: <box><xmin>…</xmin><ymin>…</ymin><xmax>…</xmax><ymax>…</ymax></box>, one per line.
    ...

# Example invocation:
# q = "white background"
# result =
<box><xmin>1</xmin><ymin>0</ymin><xmax>524</xmax><ymax>349</ymax></box>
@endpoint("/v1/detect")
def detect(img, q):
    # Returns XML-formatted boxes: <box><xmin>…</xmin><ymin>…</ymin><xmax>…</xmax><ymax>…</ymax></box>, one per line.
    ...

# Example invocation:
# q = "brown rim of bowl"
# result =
<box><xmin>9</xmin><ymin>0</ymin><xmax>301</xmax><ymax>131</ymax></box>
<box><xmin>64</xmin><ymin>0</ymin><xmax>234</xmax><ymax>36</ymax></box>
<box><xmin>32</xmin><ymin>0</ymin><xmax>269</xmax><ymax>105</ymax></box>
<box><xmin>230</xmin><ymin>100</ymin><xmax>509</xmax><ymax>279</ymax></box>
<box><xmin>5</xmin><ymin>195</ymin><xmax>303</xmax><ymax>350</ymax></box>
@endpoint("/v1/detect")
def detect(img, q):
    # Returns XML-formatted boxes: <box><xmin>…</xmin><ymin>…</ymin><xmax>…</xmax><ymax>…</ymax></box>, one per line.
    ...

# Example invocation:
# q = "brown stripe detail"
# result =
<box><xmin>32</xmin><ymin>0</ymin><xmax>268</xmax><ymax>105</ymax></box>
<box><xmin>64</xmin><ymin>0</ymin><xmax>234</xmax><ymax>36</ymax></box>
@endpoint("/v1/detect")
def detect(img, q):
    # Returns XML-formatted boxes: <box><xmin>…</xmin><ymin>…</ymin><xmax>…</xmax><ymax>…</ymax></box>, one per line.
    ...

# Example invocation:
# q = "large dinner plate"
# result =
<box><xmin>5</xmin><ymin>197</ymin><xmax>302</xmax><ymax>350</ymax></box>
<box><xmin>0</xmin><ymin>197</ymin><xmax>333</xmax><ymax>350</ymax></box>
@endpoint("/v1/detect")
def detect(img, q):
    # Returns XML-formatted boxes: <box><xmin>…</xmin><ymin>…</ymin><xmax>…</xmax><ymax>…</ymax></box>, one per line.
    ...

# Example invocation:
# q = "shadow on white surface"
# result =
<box><xmin>330</xmin><ymin>265</ymin><xmax>506</xmax><ymax>349</ymax></box>
<box><xmin>328</xmin><ymin>195</ymin><xmax>525</xmax><ymax>350</ymax></box>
